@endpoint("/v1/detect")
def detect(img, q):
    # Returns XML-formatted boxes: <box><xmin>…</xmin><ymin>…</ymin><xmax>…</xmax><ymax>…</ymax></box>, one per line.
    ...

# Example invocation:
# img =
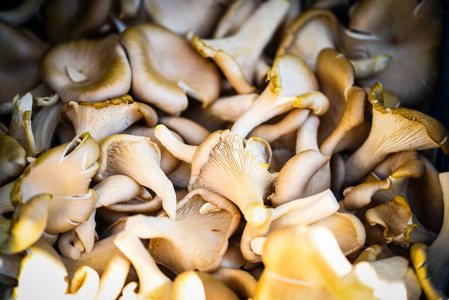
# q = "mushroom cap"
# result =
<box><xmin>96</xmin><ymin>134</ymin><xmax>177</xmax><ymax>219</ymax></box>
<box><xmin>126</xmin><ymin>188</ymin><xmax>241</xmax><ymax>274</ymax></box>
<box><xmin>342</xmin><ymin>0</ymin><xmax>443</xmax><ymax>107</ymax></box>
<box><xmin>60</xmin><ymin>95</ymin><xmax>158</xmax><ymax>141</ymax></box>
<box><xmin>276</xmin><ymin>8</ymin><xmax>339</xmax><ymax>71</ymax></box>
<box><xmin>189</xmin><ymin>130</ymin><xmax>277</xmax><ymax>227</ymax></box>
<box><xmin>120</xmin><ymin>23</ymin><xmax>221</xmax><ymax>114</ymax></box>
<box><xmin>11</xmin><ymin>132</ymin><xmax>99</xmax><ymax>234</ymax></box>
<box><xmin>40</xmin><ymin>37</ymin><xmax>132</xmax><ymax>103</ymax></box>
<box><xmin>143</xmin><ymin>0</ymin><xmax>226</xmax><ymax>37</ymax></box>
<box><xmin>190</xmin><ymin>0</ymin><xmax>289</xmax><ymax>94</ymax></box>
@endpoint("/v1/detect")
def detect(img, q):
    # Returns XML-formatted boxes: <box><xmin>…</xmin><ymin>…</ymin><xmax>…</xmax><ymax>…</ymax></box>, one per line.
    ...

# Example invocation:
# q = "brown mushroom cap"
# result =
<box><xmin>120</xmin><ymin>23</ymin><xmax>221</xmax><ymax>114</ymax></box>
<box><xmin>40</xmin><ymin>37</ymin><xmax>132</xmax><ymax>103</ymax></box>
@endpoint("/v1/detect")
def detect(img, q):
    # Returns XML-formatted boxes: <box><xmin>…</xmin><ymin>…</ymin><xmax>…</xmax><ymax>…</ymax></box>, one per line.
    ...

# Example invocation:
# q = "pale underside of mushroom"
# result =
<box><xmin>189</xmin><ymin>130</ymin><xmax>277</xmax><ymax>227</ymax></box>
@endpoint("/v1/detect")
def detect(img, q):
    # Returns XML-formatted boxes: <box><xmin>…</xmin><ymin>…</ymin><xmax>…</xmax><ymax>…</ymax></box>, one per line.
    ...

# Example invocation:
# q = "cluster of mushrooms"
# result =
<box><xmin>0</xmin><ymin>0</ymin><xmax>448</xmax><ymax>299</ymax></box>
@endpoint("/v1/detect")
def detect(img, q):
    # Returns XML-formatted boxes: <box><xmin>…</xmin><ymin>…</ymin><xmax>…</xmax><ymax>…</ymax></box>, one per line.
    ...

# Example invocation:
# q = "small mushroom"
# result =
<box><xmin>60</xmin><ymin>95</ymin><xmax>158</xmax><ymax>141</ymax></box>
<box><xmin>189</xmin><ymin>130</ymin><xmax>277</xmax><ymax>227</ymax></box>
<box><xmin>95</xmin><ymin>134</ymin><xmax>177</xmax><ymax>219</ymax></box>
<box><xmin>189</xmin><ymin>0</ymin><xmax>289</xmax><ymax>94</ymax></box>
<box><xmin>11</xmin><ymin>132</ymin><xmax>99</xmax><ymax>234</ymax></box>
<box><xmin>120</xmin><ymin>23</ymin><xmax>221</xmax><ymax>114</ymax></box>
<box><xmin>114</xmin><ymin>230</ymin><xmax>172</xmax><ymax>300</ymax></box>
<box><xmin>40</xmin><ymin>37</ymin><xmax>132</xmax><ymax>103</ymax></box>
<box><xmin>344</xmin><ymin>83</ymin><xmax>449</xmax><ymax>185</ymax></box>
<box><xmin>125</xmin><ymin>188</ymin><xmax>241</xmax><ymax>274</ymax></box>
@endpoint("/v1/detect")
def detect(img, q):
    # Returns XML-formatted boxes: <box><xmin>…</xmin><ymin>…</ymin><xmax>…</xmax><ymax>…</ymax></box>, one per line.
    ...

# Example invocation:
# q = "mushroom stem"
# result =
<box><xmin>155</xmin><ymin>124</ymin><xmax>197</xmax><ymax>164</ymax></box>
<box><xmin>114</xmin><ymin>230</ymin><xmax>172</xmax><ymax>300</ymax></box>
<box><xmin>94</xmin><ymin>248</ymin><xmax>131</xmax><ymax>300</ymax></box>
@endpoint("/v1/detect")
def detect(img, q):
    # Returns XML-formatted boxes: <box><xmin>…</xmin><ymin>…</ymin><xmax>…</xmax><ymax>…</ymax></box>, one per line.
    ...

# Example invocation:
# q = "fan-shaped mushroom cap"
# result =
<box><xmin>0</xmin><ymin>135</ymin><xmax>26</xmax><ymax>185</ymax></box>
<box><xmin>0</xmin><ymin>21</ymin><xmax>46</xmax><ymax>104</ymax></box>
<box><xmin>345</xmin><ymin>83</ymin><xmax>449</xmax><ymax>184</ymax></box>
<box><xmin>95</xmin><ymin>134</ymin><xmax>177</xmax><ymax>219</ymax></box>
<box><xmin>189</xmin><ymin>130</ymin><xmax>277</xmax><ymax>227</ymax></box>
<box><xmin>231</xmin><ymin>53</ymin><xmax>324</xmax><ymax>139</ymax></box>
<box><xmin>123</xmin><ymin>125</ymin><xmax>181</xmax><ymax>175</ymax></box>
<box><xmin>342</xmin><ymin>151</ymin><xmax>425</xmax><ymax>210</ymax></box>
<box><xmin>40</xmin><ymin>37</ymin><xmax>132</xmax><ymax>103</ymax></box>
<box><xmin>11</xmin><ymin>132</ymin><xmax>99</xmax><ymax>234</ymax></box>
<box><xmin>269</xmin><ymin>149</ymin><xmax>330</xmax><ymax>206</ymax></box>
<box><xmin>172</xmin><ymin>270</ymin><xmax>240</xmax><ymax>300</ymax></box>
<box><xmin>365</xmin><ymin>195</ymin><xmax>436</xmax><ymax>246</ymax></box>
<box><xmin>276</xmin><ymin>8</ymin><xmax>339</xmax><ymax>71</ymax></box>
<box><xmin>125</xmin><ymin>188</ymin><xmax>241</xmax><ymax>274</ymax></box>
<box><xmin>255</xmin><ymin>225</ymin><xmax>378</xmax><ymax>299</ymax></box>
<box><xmin>94</xmin><ymin>175</ymin><xmax>152</xmax><ymax>208</ymax></box>
<box><xmin>342</xmin><ymin>0</ymin><xmax>443</xmax><ymax>107</ymax></box>
<box><xmin>315</xmin><ymin>49</ymin><xmax>368</xmax><ymax>154</ymax></box>
<box><xmin>120</xmin><ymin>23</ymin><xmax>221</xmax><ymax>114</ymax></box>
<box><xmin>60</xmin><ymin>95</ymin><xmax>158</xmax><ymax>141</ymax></box>
<box><xmin>190</xmin><ymin>0</ymin><xmax>289</xmax><ymax>94</ymax></box>
<box><xmin>0</xmin><ymin>194</ymin><xmax>50</xmax><ymax>254</ymax></box>
<box><xmin>143</xmin><ymin>0</ymin><xmax>226</xmax><ymax>37</ymax></box>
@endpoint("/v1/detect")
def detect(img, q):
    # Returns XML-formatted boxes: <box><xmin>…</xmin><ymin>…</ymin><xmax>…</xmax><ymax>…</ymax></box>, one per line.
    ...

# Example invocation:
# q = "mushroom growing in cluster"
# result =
<box><xmin>0</xmin><ymin>0</ymin><xmax>447</xmax><ymax>299</ymax></box>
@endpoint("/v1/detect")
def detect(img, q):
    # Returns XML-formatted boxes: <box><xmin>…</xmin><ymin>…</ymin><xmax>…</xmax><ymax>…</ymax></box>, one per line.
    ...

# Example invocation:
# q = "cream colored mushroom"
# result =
<box><xmin>11</xmin><ymin>132</ymin><xmax>99</xmax><ymax>235</ymax></box>
<box><xmin>120</xmin><ymin>23</ymin><xmax>221</xmax><ymax>114</ymax></box>
<box><xmin>125</xmin><ymin>188</ymin><xmax>241</xmax><ymax>274</ymax></box>
<box><xmin>40</xmin><ymin>37</ymin><xmax>132</xmax><ymax>103</ymax></box>
<box><xmin>188</xmin><ymin>130</ymin><xmax>277</xmax><ymax>227</ymax></box>
<box><xmin>95</xmin><ymin>134</ymin><xmax>177</xmax><ymax>219</ymax></box>
<box><xmin>189</xmin><ymin>0</ymin><xmax>289</xmax><ymax>94</ymax></box>
<box><xmin>344</xmin><ymin>83</ymin><xmax>449</xmax><ymax>185</ymax></box>
<box><xmin>231</xmin><ymin>53</ymin><xmax>328</xmax><ymax>139</ymax></box>
<box><xmin>60</xmin><ymin>95</ymin><xmax>158</xmax><ymax>141</ymax></box>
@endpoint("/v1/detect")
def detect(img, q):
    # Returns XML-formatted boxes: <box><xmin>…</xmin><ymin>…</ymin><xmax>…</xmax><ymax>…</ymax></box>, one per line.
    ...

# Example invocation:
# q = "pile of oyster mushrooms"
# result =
<box><xmin>0</xmin><ymin>0</ymin><xmax>448</xmax><ymax>299</ymax></box>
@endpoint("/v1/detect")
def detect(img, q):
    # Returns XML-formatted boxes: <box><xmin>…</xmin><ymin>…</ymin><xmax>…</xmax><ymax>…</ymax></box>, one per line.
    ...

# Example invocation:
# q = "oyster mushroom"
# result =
<box><xmin>0</xmin><ymin>194</ymin><xmax>50</xmax><ymax>254</ymax></box>
<box><xmin>241</xmin><ymin>189</ymin><xmax>339</xmax><ymax>262</ymax></box>
<box><xmin>231</xmin><ymin>53</ymin><xmax>328</xmax><ymax>139</ymax></box>
<box><xmin>143</xmin><ymin>0</ymin><xmax>227</xmax><ymax>37</ymax></box>
<box><xmin>189</xmin><ymin>130</ymin><xmax>277</xmax><ymax>227</ymax></box>
<box><xmin>125</xmin><ymin>188</ymin><xmax>241</xmax><ymax>274</ymax></box>
<box><xmin>40</xmin><ymin>37</ymin><xmax>132</xmax><ymax>103</ymax></box>
<box><xmin>189</xmin><ymin>0</ymin><xmax>289</xmax><ymax>94</ymax></box>
<box><xmin>344</xmin><ymin>83</ymin><xmax>449</xmax><ymax>185</ymax></box>
<box><xmin>11</xmin><ymin>132</ymin><xmax>99</xmax><ymax>234</ymax></box>
<box><xmin>172</xmin><ymin>270</ymin><xmax>240</xmax><ymax>300</ymax></box>
<box><xmin>120</xmin><ymin>23</ymin><xmax>221</xmax><ymax>114</ymax></box>
<box><xmin>95</xmin><ymin>134</ymin><xmax>177</xmax><ymax>219</ymax></box>
<box><xmin>60</xmin><ymin>95</ymin><xmax>158</xmax><ymax>141</ymax></box>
